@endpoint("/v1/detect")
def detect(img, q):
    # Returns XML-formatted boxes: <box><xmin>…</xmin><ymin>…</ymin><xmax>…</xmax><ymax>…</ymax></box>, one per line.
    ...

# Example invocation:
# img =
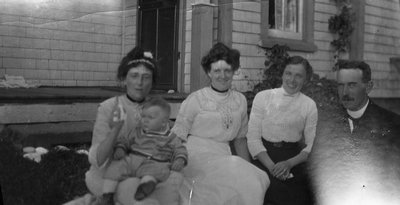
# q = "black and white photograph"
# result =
<box><xmin>1</xmin><ymin>0</ymin><xmax>400</xmax><ymax>205</ymax></box>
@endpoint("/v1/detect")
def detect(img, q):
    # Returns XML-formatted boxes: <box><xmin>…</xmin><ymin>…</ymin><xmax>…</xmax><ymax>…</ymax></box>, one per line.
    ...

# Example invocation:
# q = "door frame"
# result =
<box><xmin>136</xmin><ymin>0</ymin><xmax>184</xmax><ymax>92</ymax></box>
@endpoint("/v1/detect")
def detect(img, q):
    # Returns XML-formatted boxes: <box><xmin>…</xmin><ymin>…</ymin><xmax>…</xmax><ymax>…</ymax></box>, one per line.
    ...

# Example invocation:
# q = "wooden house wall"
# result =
<box><xmin>363</xmin><ymin>0</ymin><xmax>400</xmax><ymax>97</ymax></box>
<box><xmin>1</xmin><ymin>0</ymin><xmax>399</xmax><ymax>98</ymax></box>
<box><xmin>0</xmin><ymin>0</ymin><xmax>138</xmax><ymax>87</ymax></box>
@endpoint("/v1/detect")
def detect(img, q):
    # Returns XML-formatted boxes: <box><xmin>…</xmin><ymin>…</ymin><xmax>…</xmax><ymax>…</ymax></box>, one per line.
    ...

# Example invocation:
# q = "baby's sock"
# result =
<box><xmin>135</xmin><ymin>175</ymin><xmax>157</xmax><ymax>200</ymax></box>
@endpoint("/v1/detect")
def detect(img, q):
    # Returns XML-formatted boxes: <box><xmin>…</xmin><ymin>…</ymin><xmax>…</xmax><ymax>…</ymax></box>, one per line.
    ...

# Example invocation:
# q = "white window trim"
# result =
<box><xmin>267</xmin><ymin>0</ymin><xmax>303</xmax><ymax>40</ymax></box>
<box><xmin>261</xmin><ymin>0</ymin><xmax>317</xmax><ymax>52</ymax></box>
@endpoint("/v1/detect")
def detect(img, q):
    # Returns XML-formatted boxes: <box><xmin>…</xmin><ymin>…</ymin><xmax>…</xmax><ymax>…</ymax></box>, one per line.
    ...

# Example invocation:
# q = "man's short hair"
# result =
<box><xmin>337</xmin><ymin>60</ymin><xmax>372</xmax><ymax>83</ymax></box>
<box><xmin>142</xmin><ymin>97</ymin><xmax>171</xmax><ymax>118</ymax></box>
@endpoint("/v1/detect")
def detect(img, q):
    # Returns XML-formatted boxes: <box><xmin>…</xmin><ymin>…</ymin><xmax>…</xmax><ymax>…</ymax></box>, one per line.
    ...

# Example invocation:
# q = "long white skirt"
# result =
<box><xmin>179</xmin><ymin>136</ymin><xmax>269</xmax><ymax>205</ymax></box>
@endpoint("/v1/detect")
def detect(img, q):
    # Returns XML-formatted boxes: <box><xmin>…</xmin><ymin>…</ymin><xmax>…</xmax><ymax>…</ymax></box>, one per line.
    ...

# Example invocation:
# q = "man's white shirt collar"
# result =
<box><xmin>346</xmin><ymin>99</ymin><xmax>369</xmax><ymax>133</ymax></box>
<box><xmin>347</xmin><ymin>99</ymin><xmax>369</xmax><ymax>119</ymax></box>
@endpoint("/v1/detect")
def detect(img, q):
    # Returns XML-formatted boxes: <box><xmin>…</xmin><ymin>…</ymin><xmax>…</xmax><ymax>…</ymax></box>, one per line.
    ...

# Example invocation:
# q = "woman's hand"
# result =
<box><xmin>256</xmin><ymin>151</ymin><xmax>275</xmax><ymax>173</ymax></box>
<box><xmin>109</xmin><ymin>97</ymin><xmax>126</xmax><ymax>129</ymax></box>
<box><xmin>96</xmin><ymin>97</ymin><xmax>127</xmax><ymax>166</ymax></box>
<box><xmin>272</xmin><ymin>161</ymin><xmax>292</xmax><ymax>180</ymax></box>
<box><xmin>272</xmin><ymin>151</ymin><xmax>309</xmax><ymax>180</ymax></box>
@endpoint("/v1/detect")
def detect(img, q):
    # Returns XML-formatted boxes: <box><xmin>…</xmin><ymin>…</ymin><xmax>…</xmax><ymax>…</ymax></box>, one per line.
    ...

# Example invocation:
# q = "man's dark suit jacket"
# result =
<box><xmin>309</xmin><ymin>99</ymin><xmax>400</xmax><ymax>204</ymax></box>
<box><xmin>349</xmin><ymin>100</ymin><xmax>400</xmax><ymax>140</ymax></box>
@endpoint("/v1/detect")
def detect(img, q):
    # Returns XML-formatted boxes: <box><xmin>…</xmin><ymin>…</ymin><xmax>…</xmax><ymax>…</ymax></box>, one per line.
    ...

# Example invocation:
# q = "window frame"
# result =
<box><xmin>261</xmin><ymin>0</ymin><xmax>317</xmax><ymax>52</ymax></box>
<box><xmin>267</xmin><ymin>0</ymin><xmax>303</xmax><ymax>40</ymax></box>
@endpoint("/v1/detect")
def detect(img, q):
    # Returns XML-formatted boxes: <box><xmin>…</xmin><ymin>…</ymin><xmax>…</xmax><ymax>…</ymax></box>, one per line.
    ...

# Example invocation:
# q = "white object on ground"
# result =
<box><xmin>23</xmin><ymin>146</ymin><xmax>36</xmax><ymax>153</ymax></box>
<box><xmin>76</xmin><ymin>149</ymin><xmax>89</xmax><ymax>155</ymax></box>
<box><xmin>55</xmin><ymin>145</ymin><xmax>70</xmax><ymax>151</ymax></box>
<box><xmin>22</xmin><ymin>147</ymin><xmax>48</xmax><ymax>163</ymax></box>
<box><xmin>23</xmin><ymin>152</ymin><xmax>42</xmax><ymax>163</ymax></box>
<box><xmin>23</xmin><ymin>145</ymin><xmax>90</xmax><ymax>163</ymax></box>
<box><xmin>35</xmin><ymin>147</ymin><xmax>49</xmax><ymax>154</ymax></box>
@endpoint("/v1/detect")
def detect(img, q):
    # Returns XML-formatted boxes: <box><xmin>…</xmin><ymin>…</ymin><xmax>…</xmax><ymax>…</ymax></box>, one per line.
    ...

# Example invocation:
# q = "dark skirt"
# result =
<box><xmin>252</xmin><ymin>139</ymin><xmax>314</xmax><ymax>205</ymax></box>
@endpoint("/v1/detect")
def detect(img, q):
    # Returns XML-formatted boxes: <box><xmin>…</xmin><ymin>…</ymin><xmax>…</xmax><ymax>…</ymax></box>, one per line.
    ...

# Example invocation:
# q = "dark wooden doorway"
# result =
<box><xmin>138</xmin><ymin>0</ymin><xmax>179</xmax><ymax>91</ymax></box>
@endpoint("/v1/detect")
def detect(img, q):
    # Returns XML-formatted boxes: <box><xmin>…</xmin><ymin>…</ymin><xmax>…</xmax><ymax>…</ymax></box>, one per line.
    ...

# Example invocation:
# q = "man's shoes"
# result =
<box><xmin>134</xmin><ymin>181</ymin><xmax>157</xmax><ymax>201</ymax></box>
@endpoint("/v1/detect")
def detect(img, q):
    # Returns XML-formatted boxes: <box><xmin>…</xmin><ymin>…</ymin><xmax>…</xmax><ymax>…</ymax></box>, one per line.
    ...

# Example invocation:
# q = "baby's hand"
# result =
<box><xmin>171</xmin><ymin>158</ymin><xmax>186</xmax><ymax>172</ymax></box>
<box><xmin>113</xmin><ymin>147</ymin><xmax>126</xmax><ymax>160</ymax></box>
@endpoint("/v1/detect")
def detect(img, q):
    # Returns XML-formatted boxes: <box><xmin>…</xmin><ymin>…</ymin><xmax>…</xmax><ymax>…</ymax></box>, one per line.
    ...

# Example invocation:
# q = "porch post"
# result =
<box><xmin>349</xmin><ymin>0</ymin><xmax>365</xmax><ymax>61</ymax></box>
<box><xmin>190</xmin><ymin>3</ymin><xmax>215</xmax><ymax>92</ymax></box>
<box><xmin>217</xmin><ymin>0</ymin><xmax>233</xmax><ymax>46</ymax></box>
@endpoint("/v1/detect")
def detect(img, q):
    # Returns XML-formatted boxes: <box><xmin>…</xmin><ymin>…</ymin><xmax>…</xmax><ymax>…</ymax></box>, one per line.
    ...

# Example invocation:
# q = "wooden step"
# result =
<box><xmin>0</xmin><ymin>87</ymin><xmax>187</xmax><ymax>147</ymax></box>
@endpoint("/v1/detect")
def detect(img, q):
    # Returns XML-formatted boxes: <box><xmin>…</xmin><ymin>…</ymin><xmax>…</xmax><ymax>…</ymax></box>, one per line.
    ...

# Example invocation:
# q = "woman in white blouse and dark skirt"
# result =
<box><xmin>247</xmin><ymin>56</ymin><xmax>318</xmax><ymax>205</ymax></box>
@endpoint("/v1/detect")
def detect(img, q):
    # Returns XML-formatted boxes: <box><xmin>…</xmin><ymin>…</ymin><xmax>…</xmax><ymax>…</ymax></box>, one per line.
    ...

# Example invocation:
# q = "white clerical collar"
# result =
<box><xmin>347</xmin><ymin>99</ymin><xmax>369</xmax><ymax>119</ymax></box>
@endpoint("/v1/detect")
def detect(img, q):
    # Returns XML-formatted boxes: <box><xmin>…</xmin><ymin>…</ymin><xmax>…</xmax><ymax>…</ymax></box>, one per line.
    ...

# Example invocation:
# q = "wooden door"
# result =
<box><xmin>138</xmin><ymin>0</ymin><xmax>179</xmax><ymax>91</ymax></box>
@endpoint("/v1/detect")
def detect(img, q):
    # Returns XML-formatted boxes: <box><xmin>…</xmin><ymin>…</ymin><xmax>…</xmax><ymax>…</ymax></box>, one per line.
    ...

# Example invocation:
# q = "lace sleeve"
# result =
<box><xmin>171</xmin><ymin>93</ymin><xmax>201</xmax><ymax>141</ymax></box>
<box><xmin>236</xmin><ymin>93</ymin><xmax>249</xmax><ymax>139</ymax></box>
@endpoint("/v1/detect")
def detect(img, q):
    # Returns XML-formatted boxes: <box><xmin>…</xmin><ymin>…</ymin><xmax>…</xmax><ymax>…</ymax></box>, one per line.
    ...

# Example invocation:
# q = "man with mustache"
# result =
<box><xmin>335</xmin><ymin>60</ymin><xmax>399</xmax><ymax>135</ymax></box>
<box><xmin>309</xmin><ymin>60</ymin><xmax>400</xmax><ymax>205</ymax></box>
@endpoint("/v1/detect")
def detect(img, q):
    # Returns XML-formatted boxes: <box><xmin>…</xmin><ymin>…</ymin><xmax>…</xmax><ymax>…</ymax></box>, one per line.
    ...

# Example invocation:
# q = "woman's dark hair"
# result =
<box><xmin>283</xmin><ymin>56</ymin><xmax>313</xmax><ymax>82</ymax></box>
<box><xmin>337</xmin><ymin>60</ymin><xmax>371</xmax><ymax>83</ymax></box>
<box><xmin>117</xmin><ymin>46</ymin><xmax>158</xmax><ymax>83</ymax></box>
<box><xmin>201</xmin><ymin>42</ymin><xmax>240</xmax><ymax>74</ymax></box>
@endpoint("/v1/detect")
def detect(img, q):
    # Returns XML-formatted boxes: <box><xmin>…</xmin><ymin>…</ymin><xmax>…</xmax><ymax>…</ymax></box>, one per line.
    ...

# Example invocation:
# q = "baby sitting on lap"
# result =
<box><xmin>97</xmin><ymin>97</ymin><xmax>187</xmax><ymax>204</ymax></box>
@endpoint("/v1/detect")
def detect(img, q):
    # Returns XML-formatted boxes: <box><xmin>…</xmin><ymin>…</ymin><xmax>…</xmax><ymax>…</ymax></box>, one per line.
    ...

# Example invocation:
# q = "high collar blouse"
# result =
<box><xmin>247</xmin><ymin>87</ymin><xmax>318</xmax><ymax>157</ymax></box>
<box><xmin>171</xmin><ymin>87</ymin><xmax>248</xmax><ymax>144</ymax></box>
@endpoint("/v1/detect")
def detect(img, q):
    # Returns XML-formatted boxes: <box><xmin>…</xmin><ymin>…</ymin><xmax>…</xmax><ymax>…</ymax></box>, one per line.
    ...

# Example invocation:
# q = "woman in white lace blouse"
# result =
<box><xmin>171</xmin><ymin>43</ymin><xmax>269</xmax><ymax>205</ymax></box>
<box><xmin>85</xmin><ymin>47</ymin><xmax>183</xmax><ymax>205</ymax></box>
<box><xmin>247</xmin><ymin>56</ymin><xmax>318</xmax><ymax>205</ymax></box>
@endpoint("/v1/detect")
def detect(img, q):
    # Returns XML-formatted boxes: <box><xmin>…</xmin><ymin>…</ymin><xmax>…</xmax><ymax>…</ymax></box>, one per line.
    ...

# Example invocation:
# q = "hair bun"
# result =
<box><xmin>126</xmin><ymin>47</ymin><xmax>145</xmax><ymax>60</ymax></box>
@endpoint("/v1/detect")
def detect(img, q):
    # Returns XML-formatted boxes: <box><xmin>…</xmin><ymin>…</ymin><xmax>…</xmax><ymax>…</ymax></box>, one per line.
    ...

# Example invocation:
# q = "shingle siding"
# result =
<box><xmin>1</xmin><ymin>0</ymin><xmax>400</xmax><ymax>97</ymax></box>
<box><xmin>0</xmin><ymin>0</ymin><xmax>126</xmax><ymax>87</ymax></box>
<box><xmin>228</xmin><ymin>0</ymin><xmax>338</xmax><ymax>92</ymax></box>
<box><xmin>364</xmin><ymin>0</ymin><xmax>400</xmax><ymax>97</ymax></box>
<box><xmin>226</xmin><ymin>0</ymin><xmax>400</xmax><ymax>98</ymax></box>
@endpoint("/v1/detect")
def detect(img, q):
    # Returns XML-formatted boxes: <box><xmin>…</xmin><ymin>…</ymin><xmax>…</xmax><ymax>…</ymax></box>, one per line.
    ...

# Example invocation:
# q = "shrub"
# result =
<box><xmin>0</xmin><ymin>128</ymin><xmax>90</xmax><ymax>205</ymax></box>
